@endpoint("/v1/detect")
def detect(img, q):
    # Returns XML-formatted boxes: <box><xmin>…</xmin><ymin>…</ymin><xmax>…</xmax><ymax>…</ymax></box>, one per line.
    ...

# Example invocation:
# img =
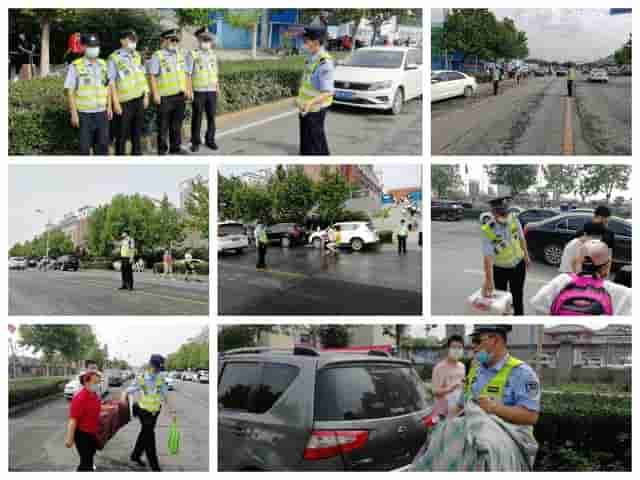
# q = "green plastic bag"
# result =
<box><xmin>168</xmin><ymin>420</ymin><xmax>180</xmax><ymax>456</ymax></box>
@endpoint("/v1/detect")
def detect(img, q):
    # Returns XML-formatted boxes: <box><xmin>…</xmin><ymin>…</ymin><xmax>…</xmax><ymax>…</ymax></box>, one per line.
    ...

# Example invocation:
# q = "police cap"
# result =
<box><xmin>149</xmin><ymin>354</ymin><xmax>165</xmax><ymax>368</ymax></box>
<box><xmin>119</xmin><ymin>30</ymin><xmax>138</xmax><ymax>40</ymax></box>
<box><xmin>303</xmin><ymin>26</ymin><xmax>326</xmax><ymax>42</ymax></box>
<box><xmin>81</xmin><ymin>33</ymin><xmax>100</xmax><ymax>47</ymax></box>
<box><xmin>488</xmin><ymin>196</ymin><xmax>512</xmax><ymax>214</ymax></box>
<box><xmin>194</xmin><ymin>27</ymin><xmax>213</xmax><ymax>40</ymax></box>
<box><xmin>470</xmin><ymin>324</ymin><xmax>513</xmax><ymax>339</ymax></box>
<box><xmin>161</xmin><ymin>29</ymin><xmax>180</xmax><ymax>40</ymax></box>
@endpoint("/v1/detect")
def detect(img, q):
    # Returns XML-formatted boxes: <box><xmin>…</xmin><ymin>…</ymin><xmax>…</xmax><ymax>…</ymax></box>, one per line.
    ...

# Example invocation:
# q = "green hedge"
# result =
<box><xmin>9</xmin><ymin>376</ymin><xmax>69</xmax><ymax>407</ymax></box>
<box><xmin>9</xmin><ymin>57</ymin><xmax>305</xmax><ymax>155</ymax></box>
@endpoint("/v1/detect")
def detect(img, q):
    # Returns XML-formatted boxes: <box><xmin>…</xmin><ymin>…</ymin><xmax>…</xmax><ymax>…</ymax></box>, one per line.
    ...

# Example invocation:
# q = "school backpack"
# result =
<box><xmin>550</xmin><ymin>273</ymin><xmax>613</xmax><ymax>315</ymax></box>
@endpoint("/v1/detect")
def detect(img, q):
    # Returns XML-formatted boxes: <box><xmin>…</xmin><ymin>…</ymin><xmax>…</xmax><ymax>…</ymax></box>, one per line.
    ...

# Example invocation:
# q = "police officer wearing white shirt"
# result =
<box><xmin>119</xmin><ymin>231</ymin><xmax>135</xmax><ymax>291</ymax></box>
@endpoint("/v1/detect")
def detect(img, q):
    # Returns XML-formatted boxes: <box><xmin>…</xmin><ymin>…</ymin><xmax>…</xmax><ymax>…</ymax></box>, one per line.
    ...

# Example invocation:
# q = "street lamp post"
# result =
<box><xmin>35</xmin><ymin>209</ymin><xmax>50</xmax><ymax>258</ymax></box>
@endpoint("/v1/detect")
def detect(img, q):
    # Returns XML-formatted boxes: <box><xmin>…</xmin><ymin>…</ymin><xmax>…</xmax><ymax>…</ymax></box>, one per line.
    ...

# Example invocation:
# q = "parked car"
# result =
<box><xmin>308</xmin><ymin>221</ymin><xmax>379</xmax><ymax>251</ymax></box>
<box><xmin>267</xmin><ymin>223</ymin><xmax>307</xmax><ymax>247</ymax></box>
<box><xmin>55</xmin><ymin>254</ymin><xmax>80</xmax><ymax>271</ymax></box>
<box><xmin>218</xmin><ymin>347</ymin><xmax>431</xmax><ymax>471</ymax></box>
<box><xmin>107</xmin><ymin>371</ymin><xmax>124</xmax><ymax>387</ymax></box>
<box><xmin>182</xmin><ymin>371</ymin><xmax>196</xmax><ymax>382</ymax></box>
<box><xmin>430</xmin><ymin>70</ymin><xmax>477</xmax><ymax>102</ymax></box>
<box><xmin>197</xmin><ymin>370</ymin><xmax>209</xmax><ymax>384</ymax></box>
<box><xmin>166</xmin><ymin>374</ymin><xmax>178</xmax><ymax>391</ymax></box>
<box><xmin>517</xmin><ymin>208</ymin><xmax>559</xmax><ymax>228</ymax></box>
<box><xmin>218</xmin><ymin>221</ymin><xmax>249</xmax><ymax>254</ymax></box>
<box><xmin>534</xmin><ymin>68</ymin><xmax>547</xmax><ymax>77</ymax></box>
<box><xmin>8</xmin><ymin>257</ymin><xmax>28</xmax><ymax>270</ymax></box>
<box><xmin>589</xmin><ymin>68</ymin><xmax>609</xmax><ymax>83</ymax></box>
<box><xmin>431</xmin><ymin>200</ymin><xmax>464</xmax><ymax>221</ymax></box>
<box><xmin>64</xmin><ymin>371</ymin><xmax>109</xmax><ymax>400</ymax></box>
<box><xmin>333</xmin><ymin>46</ymin><xmax>423</xmax><ymax>115</ymax></box>
<box><xmin>37</xmin><ymin>256</ymin><xmax>56</xmax><ymax>270</ymax></box>
<box><xmin>27</xmin><ymin>257</ymin><xmax>38</xmax><ymax>268</ymax></box>
<box><xmin>524</xmin><ymin>212</ymin><xmax>631</xmax><ymax>267</ymax></box>
<box><xmin>556</xmin><ymin>68</ymin><xmax>568</xmax><ymax>77</ymax></box>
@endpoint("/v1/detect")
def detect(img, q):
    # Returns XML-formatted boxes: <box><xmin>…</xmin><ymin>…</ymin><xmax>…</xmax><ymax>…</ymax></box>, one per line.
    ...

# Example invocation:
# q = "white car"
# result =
<box><xmin>333</xmin><ymin>47</ymin><xmax>423</xmax><ymax>115</ymax></box>
<box><xmin>308</xmin><ymin>221</ymin><xmax>379</xmax><ymax>251</ymax></box>
<box><xmin>9</xmin><ymin>257</ymin><xmax>28</xmax><ymax>270</ymax></box>
<box><xmin>64</xmin><ymin>371</ymin><xmax>108</xmax><ymax>400</ymax></box>
<box><xmin>589</xmin><ymin>68</ymin><xmax>609</xmax><ymax>83</ymax></box>
<box><xmin>197</xmin><ymin>370</ymin><xmax>209</xmax><ymax>384</ymax></box>
<box><xmin>431</xmin><ymin>70</ymin><xmax>477</xmax><ymax>102</ymax></box>
<box><xmin>166</xmin><ymin>376</ymin><xmax>178</xmax><ymax>391</ymax></box>
<box><xmin>217</xmin><ymin>221</ymin><xmax>249</xmax><ymax>254</ymax></box>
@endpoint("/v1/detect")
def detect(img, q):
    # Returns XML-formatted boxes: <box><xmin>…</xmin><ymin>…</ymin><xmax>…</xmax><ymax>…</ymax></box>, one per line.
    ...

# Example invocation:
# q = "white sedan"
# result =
<box><xmin>589</xmin><ymin>68</ymin><xmax>609</xmax><ymax>83</ymax></box>
<box><xmin>431</xmin><ymin>70</ymin><xmax>477</xmax><ymax>102</ymax></box>
<box><xmin>333</xmin><ymin>47</ymin><xmax>423</xmax><ymax>115</ymax></box>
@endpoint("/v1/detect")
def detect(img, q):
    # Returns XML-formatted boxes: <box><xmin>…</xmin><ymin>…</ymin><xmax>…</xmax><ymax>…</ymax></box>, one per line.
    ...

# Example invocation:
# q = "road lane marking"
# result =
<box><xmin>562</xmin><ymin>96</ymin><xmax>575</xmax><ymax>155</ymax></box>
<box><xmin>462</xmin><ymin>269</ymin><xmax>550</xmax><ymax>285</ymax></box>
<box><xmin>216</xmin><ymin>109</ymin><xmax>298</xmax><ymax>138</ymax></box>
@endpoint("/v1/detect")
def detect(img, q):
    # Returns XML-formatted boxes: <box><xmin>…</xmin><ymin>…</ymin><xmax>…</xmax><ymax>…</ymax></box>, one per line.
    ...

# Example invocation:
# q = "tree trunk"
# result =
<box><xmin>40</xmin><ymin>18</ymin><xmax>51</xmax><ymax>78</ymax></box>
<box><xmin>251</xmin><ymin>24</ymin><xmax>257</xmax><ymax>59</ymax></box>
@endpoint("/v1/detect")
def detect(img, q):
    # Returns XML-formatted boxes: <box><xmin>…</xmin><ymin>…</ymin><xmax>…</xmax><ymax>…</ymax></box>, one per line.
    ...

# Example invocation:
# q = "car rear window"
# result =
<box><xmin>314</xmin><ymin>364</ymin><xmax>426</xmax><ymax>421</ymax></box>
<box><xmin>254</xmin><ymin>363</ymin><xmax>299</xmax><ymax>414</ymax></box>
<box><xmin>219</xmin><ymin>224</ymin><xmax>245</xmax><ymax>236</ymax></box>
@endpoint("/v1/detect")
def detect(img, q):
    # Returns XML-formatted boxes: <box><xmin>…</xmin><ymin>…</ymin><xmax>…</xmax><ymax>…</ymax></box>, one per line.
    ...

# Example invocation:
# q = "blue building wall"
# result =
<box><xmin>207</xmin><ymin>9</ymin><xmax>299</xmax><ymax>49</ymax></box>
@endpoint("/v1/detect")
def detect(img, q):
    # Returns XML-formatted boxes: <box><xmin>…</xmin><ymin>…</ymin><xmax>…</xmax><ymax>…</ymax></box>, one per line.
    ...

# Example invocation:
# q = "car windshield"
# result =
<box><xmin>342</xmin><ymin>50</ymin><xmax>404</xmax><ymax>69</ymax></box>
<box><xmin>219</xmin><ymin>224</ymin><xmax>245</xmax><ymax>236</ymax></box>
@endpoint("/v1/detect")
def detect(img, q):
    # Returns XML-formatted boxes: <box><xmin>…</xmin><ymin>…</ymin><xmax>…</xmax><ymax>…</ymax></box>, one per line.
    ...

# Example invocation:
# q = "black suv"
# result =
<box><xmin>218</xmin><ymin>347</ymin><xmax>431</xmax><ymax>471</ymax></box>
<box><xmin>267</xmin><ymin>223</ymin><xmax>307</xmax><ymax>247</ymax></box>
<box><xmin>56</xmin><ymin>254</ymin><xmax>80</xmax><ymax>271</ymax></box>
<box><xmin>431</xmin><ymin>200</ymin><xmax>464</xmax><ymax>221</ymax></box>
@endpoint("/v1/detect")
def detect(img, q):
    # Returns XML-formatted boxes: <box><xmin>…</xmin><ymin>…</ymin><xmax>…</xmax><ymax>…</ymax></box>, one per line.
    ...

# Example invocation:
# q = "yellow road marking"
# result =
<box><xmin>562</xmin><ymin>96</ymin><xmax>575</xmax><ymax>155</ymax></box>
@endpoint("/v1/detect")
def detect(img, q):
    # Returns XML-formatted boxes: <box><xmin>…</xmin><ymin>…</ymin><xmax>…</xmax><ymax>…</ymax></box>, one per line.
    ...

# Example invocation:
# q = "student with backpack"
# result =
<box><xmin>530</xmin><ymin>239</ymin><xmax>631</xmax><ymax>316</ymax></box>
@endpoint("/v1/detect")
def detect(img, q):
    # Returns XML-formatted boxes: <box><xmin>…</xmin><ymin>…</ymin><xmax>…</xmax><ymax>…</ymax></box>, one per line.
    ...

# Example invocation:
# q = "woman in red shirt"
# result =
<box><xmin>65</xmin><ymin>371</ymin><xmax>105</xmax><ymax>471</ymax></box>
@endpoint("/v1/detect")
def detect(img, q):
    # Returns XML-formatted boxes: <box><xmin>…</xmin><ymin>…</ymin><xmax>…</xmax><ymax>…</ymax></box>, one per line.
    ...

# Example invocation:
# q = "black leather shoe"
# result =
<box><xmin>130</xmin><ymin>455</ymin><xmax>146</xmax><ymax>467</ymax></box>
<box><xmin>118</xmin><ymin>287</ymin><xmax>127</xmax><ymax>290</ymax></box>
<box><xmin>190</xmin><ymin>144</ymin><xmax>200</xmax><ymax>153</ymax></box>
<box><xmin>206</xmin><ymin>142</ymin><xmax>218</xmax><ymax>151</ymax></box>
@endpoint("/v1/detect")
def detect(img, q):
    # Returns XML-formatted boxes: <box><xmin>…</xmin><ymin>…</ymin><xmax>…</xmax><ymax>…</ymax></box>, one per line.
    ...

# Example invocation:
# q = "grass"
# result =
<box><xmin>546</xmin><ymin>382</ymin><xmax>630</xmax><ymax>395</ymax></box>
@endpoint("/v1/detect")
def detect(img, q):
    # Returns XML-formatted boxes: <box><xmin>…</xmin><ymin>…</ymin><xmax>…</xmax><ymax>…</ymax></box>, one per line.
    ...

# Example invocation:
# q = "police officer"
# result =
<box><xmin>119</xmin><ymin>231</ymin><xmax>135</xmax><ymax>291</ymax></box>
<box><xmin>481</xmin><ymin>196</ymin><xmax>531</xmax><ymax>316</ymax></box>
<box><xmin>458</xmin><ymin>325</ymin><xmax>540</xmax><ymax>466</ymax></box>
<box><xmin>492</xmin><ymin>66</ymin><xmax>500</xmax><ymax>95</ymax></box>
<box><xmin>108</xmin><ymin>30</ymin><xmax>150</xmax><ymax>155</ymax></box>
<box><xmin>298</xmin><ymin>26</ymin><xmax>335</xmax><ymax>155</ymax></box>
<box><xmin>397</xmin><ymin>219</ymin><xmax>408</xmax><ymax>255</ymax></box>
<box><xmin>64</xmin><ymin>33</ymin><xmax>112</xmax><ymax>155</ymax></box>
<box><xmin>127</xmin><ymin>355</ymin><xmax>176</xmax><ymax>472</ymax></box>
<box><xmin>187</xmin><ymin>27</ymin><xmax>219</xmax><ymax>153</ymax></box>
<box><xmin>567</xmin><ymin>62</ymin><xmax>577</xmax><ymax>97</ymax></box>
<box><xmin>255</xmin><ymin>223</ymin><xmax>268</xmax><ymax>270</ymax></box>
<box><xmin>148</xmin><ymin>29</ymin><xmax>191</xmax><ymax>155</ymax></box>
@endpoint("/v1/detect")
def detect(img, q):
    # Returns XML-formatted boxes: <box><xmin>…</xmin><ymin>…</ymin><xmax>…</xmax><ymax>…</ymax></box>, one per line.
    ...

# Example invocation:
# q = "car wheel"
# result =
<box><xmin>281</xmin><ymin>237</ymin><xmax>291</xmax><ymax>248</ymax></box>
<box><xmin>463</xmin><ymin>86</ymin><xmax>473</xmax><ymax>97</ymax></box>
<box><xmin>312</xmin><ymin>237</ymin><xmax>322</xmax><ymax>249</ymax></box>
<box><xmin>543</xmin><ymin>244</ymin><xmax>564</xmax><ymax>266</ymax></box>
<box><xmin>389</xmin><ymin>88</ymin><xmax>404</xmax><ymax>115</ymax></box>
<box><xmin>351</xmin><ymin>238</ymin><xmax>364</xmax><ymax>251</ymax></box>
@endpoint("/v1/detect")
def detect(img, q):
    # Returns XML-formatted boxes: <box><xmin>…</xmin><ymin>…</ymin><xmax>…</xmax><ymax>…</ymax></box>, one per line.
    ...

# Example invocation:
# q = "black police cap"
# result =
<box><xmin>470</xmin><ymin>324</ymin><xmax>513</xmax><ymax>338</ymax></box>
<box><xmin>149</xmin><ymin>354</ymin><xmax>165</xmax><ymax>367</ymax></box>
<box><xmin>161</xmin><ymin>29</ymin><xmax>180</xmax><ymax>39</ymax></box>
<box><xmin>303</xmin><ymin>26</ymin><xmax>326</xmax><ymax>41</ymax></box>
<box><xmin>488</xmin><ymin>196</ymin><xmax>512</xmax><ymax>209</ymax></box>
<box><xmin>120</xmin><ymin>30</ymin><xmax>138</xmax><ymax>40</ymax></box>
<box><xmin>194</xmin><ymin>27</ymin><xmax>212</xmax><ymax>38</ymax></box>
<box><xmin>81</xmin><ymin>33</ymin><xmax>100</xmax><ymax>46</ymax></box>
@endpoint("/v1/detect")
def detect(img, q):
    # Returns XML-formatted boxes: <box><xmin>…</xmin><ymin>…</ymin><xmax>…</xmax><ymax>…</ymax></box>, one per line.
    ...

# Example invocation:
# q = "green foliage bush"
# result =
<box><xmin>9</xmin><ymin>377</ymin><xmax>69</xmax><ymax>407</ymax></box>
<box><xmin>378</xmin><ymin>230</ymin><xmax>394</xmax><ymax>243</ymax></box>
<box><xmin>152</xmin><ymin>260</ymin><xmax>209</xmax><ymax>275</ymax></box>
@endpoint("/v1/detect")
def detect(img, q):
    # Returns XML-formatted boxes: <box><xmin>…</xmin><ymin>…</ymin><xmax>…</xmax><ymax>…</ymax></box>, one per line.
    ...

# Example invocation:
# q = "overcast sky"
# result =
<box><xmin>10</xmin><ymin>322</ymin><xmax>208</xmax><ymax>367</ymax></box>
<box><xmin>8</xmin><ymin>165</ymin><xmax>209</xmax><ymax>246</ymax></box>
<box><xmin>218</xmin><ymin>164</ymin><xmax>422</xmax><ymax>190</ymax></box>
<box><xmin>431</xmin><ymin>8</ymin><xmax>632</xmax><ymax>62</ymax></box>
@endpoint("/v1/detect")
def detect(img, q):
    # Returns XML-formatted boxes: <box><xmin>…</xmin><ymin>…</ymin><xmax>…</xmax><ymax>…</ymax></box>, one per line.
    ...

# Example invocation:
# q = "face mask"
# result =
<box><xmin>475</xmin><ymin>350</ymin><xmax>492</xmax><ymax>365</ymax></box>
<box><xmin>128</xmin><ymin>42</ymin><xmax>137</xmax><ymax>51</ymax></box>
<box><xmin>88</xmin><ymin>383</ymin><xmax>101</xmax><ymax>394</ymax></box>
<box><xmin>85</xmin><ymin>47</ymin><xmax>100</xmax><ymax>58</ymax></box>
<box><xmin>449</xmin><ymin>348</ymin><xmax>463</xmax><ymax>360</ymax></box>
<box><xmin>201</xmin><ymin>42</ymin><xmax>212</xmax><ymax>50</ymax></box>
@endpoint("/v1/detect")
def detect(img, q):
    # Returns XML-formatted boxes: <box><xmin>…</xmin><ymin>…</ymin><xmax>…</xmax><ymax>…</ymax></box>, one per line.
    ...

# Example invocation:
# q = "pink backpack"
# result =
<box><xmin>550</xmin><ymin>273</ymin><xmax>613</xmax><ymax>315</ymax></box>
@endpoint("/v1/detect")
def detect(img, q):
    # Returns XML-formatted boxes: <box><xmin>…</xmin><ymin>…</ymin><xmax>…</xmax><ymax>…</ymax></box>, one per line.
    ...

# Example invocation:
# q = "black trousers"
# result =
<box><xmin>157</xmin><ymin>93</ymin><xmax>186</xmax><ymax>154</ymax></box>
<box><xmin>132</xmin><ymin>404</ymin><xmax>161</xmax><ymax>471</ymax></box>
<box><xmin>74</xmin><ymin>428</ymin><xmax>97</xmax><ymax>472</ymax></box>
<box><xmin>121</xmin><ymin>257</ymin><xmax>134</xmax><ymax>289</ymax></box>
<box><xmin>256</xmin><ymin>243</ymin><xmax>267</xmax><ymax>269</ymax></box>
<box><xmin>398</xmin><ymin>235</ymin><xmax>407</xmax><ymax>255</ymax></box>
<box><xmin>299</xmin><ymin>108</ymin><xmax>329</xmax><ymax>155</ymax></box>
<box><xmin>79</xmin><ymin>111</ymin><xmax>109</xmax><ymax>155</ymax></box>
<box><xmin>116</xmin><ymin>96</ymin><xmax>145</xmax><ymax>155</ymax></box>
<box><xmin>493</xmin><ymin>80</ymin><xmax>499</xmax><ymax>95</ymax></box>
<box><xmin>567</xmin><ymin>80</ymin><xmax>574</xmax><ymax>97</ymax></box>
<box><xmin>493</xmin><ymin>259</ymin><xmax>526</xmax><ymax>316</ymax></box>
<box><xmin>191</xmin><ymin>91</ymin><xmax>217</xmax><ymax>146</ymax></box>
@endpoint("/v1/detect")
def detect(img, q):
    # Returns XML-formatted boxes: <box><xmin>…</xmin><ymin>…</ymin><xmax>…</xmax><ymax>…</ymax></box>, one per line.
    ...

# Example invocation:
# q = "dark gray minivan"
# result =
<box><xmin>218</xmin><ymin>347</ymin><xmax>431</xmax><ymax>471</ymax></box>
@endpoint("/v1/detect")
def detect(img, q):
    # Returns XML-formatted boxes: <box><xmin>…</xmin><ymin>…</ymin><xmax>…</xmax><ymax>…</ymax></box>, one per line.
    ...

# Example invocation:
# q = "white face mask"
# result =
<box><xmin>88</xmin><ymin>383</ymin><xmax>101</xmax><ymax>394</ymax></box>
<box><xmin>85</xmin><ymin>47</ymin><xmax>100</xmax><ymax>58</ymax></box>
<box><xmin>127</xmin><ymin>42</ymin><xmax>137</xmax><ymax>51</ymax></box>
<box><xmin>449</xmin><ymin>347</ymin><xmax>464</xmax><ymax>360</ymax></box>
<box><xmin>201</xmin><ymin>42</ymin><xmax>212</xmax><ymax>50</ymax></box>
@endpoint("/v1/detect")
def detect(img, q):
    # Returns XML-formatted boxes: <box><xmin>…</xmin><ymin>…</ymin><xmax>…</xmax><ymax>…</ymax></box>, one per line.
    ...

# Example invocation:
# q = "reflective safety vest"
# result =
<box><xmin>568</xmin><ymin>68</ymin><xmax>577</xmax><ymax>81</ymax></box>
<box><xmin>120</xmin><ymin>238</ymin><xmax>134</xmax><ymax>258</ymax></box>
<box><xmin>398</xmin><ymin>225</ymin><xmax>409</xmax><ymax>237</ymax></box>
<box><xmin>481</xmin><ymin>214</ymin><xmax>524</xmax><ymax>267</ymax></box>
<box><xmin>492</xmin><ymin>69</ymin><xmax>500</xmax><ymax>81</ymax></box>
<box><xmin>137</xmin><ymin>374</ymin><xmax>164</xmax><ymax>413</ymax></box>
<box><xmin>258</xmin><ymin>229</ymin><xmax>268</xmax><ymax>244</ymax></box>
<box><xmin>155</xmin><ymin>50</ymin><xmax>186</xmax><ymax>97</ymax></box>
<box><xmin>72</xmin><ymin>58</ymin><xmax>109</xmax><ymax>112</ymax></box>
<box><xmin>297</xmin><ymin>51</ymin><xmax>333</xmax><ymax>112</ymax></box>
<box><xmin>109</xmin><ymin>49</ymin><xmax>149</xmax><ymax>103</ymax></box>
<box><xmin>465</xmin><ymin>355</ymin><xmax>535</xmax><ymax>437</ymax></box>
<box><xmin>190</xmin><ymin>50</ymin><xmax>218</xmax><ymax>90</ymax></box>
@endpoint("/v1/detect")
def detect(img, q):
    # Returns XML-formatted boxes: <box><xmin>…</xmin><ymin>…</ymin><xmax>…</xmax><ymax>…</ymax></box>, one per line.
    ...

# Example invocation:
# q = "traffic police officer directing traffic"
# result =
<box><xmin>64</xmin><ymin>33</ymin><xmax>112</xmax><ymax>155</ymax></box>
<box><xmin>481</xmin><ymin>196</ymin><xmax>531</xmax><ymax>315</ymax></box>
<box><xmin>186</xmin><ymin>27</ymin><xmax>219</xmax><ymax>152</ymax></box>
<box><xmin>119</xmin><ymin>231</ymin><xmax>135</xmax><ymax>291</ymax></box>
<box><xmin>297</xmin><ymin>26</ymin><xmax>335</xmax><ymax>155</ymax></box>
<box><xmin>127</xmin><ymin>354</ymin><xmax>176</xmax><ymax>472</ymax></box>
<box><xmin>148</xmin><ymin>29</ymin><xmax>191</xmax><ymax>155</ymax></box>
<box><xmin>108</xmin><ymin>30</ymin><xmax>150</xmax><ymax>155</ymax></box>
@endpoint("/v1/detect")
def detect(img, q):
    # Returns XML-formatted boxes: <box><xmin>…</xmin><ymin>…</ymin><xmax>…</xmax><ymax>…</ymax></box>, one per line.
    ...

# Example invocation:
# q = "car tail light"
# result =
<box><xmin>303</xmin><ymin>430</ymin><xmax>369</xmax><ymax>460</ymax></box>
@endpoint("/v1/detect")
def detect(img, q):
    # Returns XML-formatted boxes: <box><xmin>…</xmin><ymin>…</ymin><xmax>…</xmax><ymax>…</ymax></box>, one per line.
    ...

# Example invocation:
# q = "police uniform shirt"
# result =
<box><xmin>185</xmin><ymin>49</ymin><xmax>218</xmax><ymax>92</ymax></box>
<box><xmin>127</xmin><ymin>371</ymin><xmax>169</xmax><ymax>400</ymax></box>
<box><xmin>482</xmin><ymin>215</ymin><xmax>525</xmax><ymax>268</ymax></box>
<box><xmin>107</xmin><ymin>48</ymin><xmax>147</xmax><ymax>86</ymax></box>
<box><xmin>147</xmin><ymin>48</ymin><xmax>183</xmax><ymax>79</ymax></box>
<box><xmin>64</xmin><ymin>58</ymin><xmax>108</xmax><ymax>113</ymax></box>
<box><xmin>458</xmin><ymin>355</ymin><xmax>541</xmax><ymax>412</ymax></box>
<box><xmin>308</xmin><ymin>48</ymin><xmax>335</xmax><ymax>94</ymax></box>
<box><xmin>121</xmin><ymin>237</ymin><xmax>135</xmax><ymax>258</ymax></box>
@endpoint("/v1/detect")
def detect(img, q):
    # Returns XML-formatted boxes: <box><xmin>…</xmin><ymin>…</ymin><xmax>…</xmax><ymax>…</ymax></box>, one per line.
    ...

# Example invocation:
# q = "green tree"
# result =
<box><xmin>183</xmin><ymin>180</ymin><xmax>210</xmax><ymax>240</ymax></box>
<box><xmin>46</xmin><ymin>230</ymin><xmax>75</xmax><ymax>257</ymax></box>
<box><xmin>382</xmin><ymin>325</ymin><xmax>409</xmax><ymax>352</ymax></box>
<box><xmin>155</xmin><ymin>194</ymin><xmax>184</xmax><ymax>249</ymax></box>
<box><xmin>225</xmin><ymin>10</ymin><xmax>262</xmax><ymax>59</ymax></box>
<box><xmin>576</xmin><ymin>165</ymin><xmax>632</xmax><ymax>203</ymax></box>
<box><xmin>317</xmin><ymin>325</ymin><xmax>351</xmax><ymax>348</ymax></box>
<box><xmin>485</xmin><ymin>164</ymin><xmax>537</xmax><ymax>197</ymax></box>
<box><xmin>218</xmin><ymin>326</ymin><xmax>257</xmax><ymax>352</ymax></box>
<box><xmin>87</xmin><ymin>205</ymin><xmax>110</xmax><ymax>257</ymax></box>
<box><xmin>544</xmin><ymin>165</ymin><xmax>579</xmax><ymax>200</ymax></box>
<box><xmin>314</xmin><ymin>167</ymin><xmax>353</xmax><ymax>226</ymax></box>
<box><xmin>273</xmin><ymin>166</ymin><xmax>315</xmax><ymax>223</ymax></box>
<box><xmin>431</xmin><ymin>165</ymin><xmax>463</xmax><ymax>198</ymax></box>
<box><xmin>175</xmin><ymin>9</ymin><xmax>211</xmax><ymax>28</ymax></box>
<box><xmin>18</xmin><ymin>325</ymin><xmax>98</xmax><ymax>366</ymax></box>
<box><xmin>218</xmin><ymin>174</ymin><xmax>244</xmax><ymax>221</ymax></box>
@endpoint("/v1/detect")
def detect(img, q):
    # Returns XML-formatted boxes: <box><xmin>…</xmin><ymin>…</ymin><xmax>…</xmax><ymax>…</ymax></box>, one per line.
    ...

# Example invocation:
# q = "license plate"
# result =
<box><xmin>335</xmin><ymin>91</ymin><xmax>353</xmax><ymax>100</ymax></box>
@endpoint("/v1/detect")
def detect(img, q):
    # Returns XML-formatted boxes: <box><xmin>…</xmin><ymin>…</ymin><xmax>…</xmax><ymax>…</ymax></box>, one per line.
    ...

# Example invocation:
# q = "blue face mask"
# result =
<box><xmin>475</xmin><ymin>350</ymin><xmax>491</xmax><ymax>365</ymax></box>
<box><xmin>88</xmin><ymin>383</ymin><xmax>101</xmax><ymax>394</ymax></box>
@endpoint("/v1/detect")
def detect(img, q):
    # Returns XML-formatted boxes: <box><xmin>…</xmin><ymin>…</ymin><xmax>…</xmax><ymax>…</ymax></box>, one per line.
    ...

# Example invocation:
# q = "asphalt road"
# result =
<box><xmin>431</xmin><ymin>75</ymin><xmax>631</xmax><ymax>155</ymax></box>
<box><xmin>188</xmin><ymin>98</ymin><xmax>423</xmax><ymax>155</ymax></box>
<box><xmin>219</xmin><ymin>242</ymin><xmax>422</xmax><ymax>315</ymax></box>
<box><xmin>431</xmin><ymin>220</ymin><xmax>559</xmax><ymax>316</ymax></box>
<box><xmin>9</xmin><ymin>270</ymin><xmax>209</xmax><ymax>316</ymax></box>
<box><xmin>9</xmin><ymin>379</ymin><xmax>209</xmax><ymax>471</ymax></box>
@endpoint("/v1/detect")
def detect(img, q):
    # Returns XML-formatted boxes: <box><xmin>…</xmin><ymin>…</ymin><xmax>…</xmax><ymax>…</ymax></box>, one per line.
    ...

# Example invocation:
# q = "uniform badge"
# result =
<box><xmin>525</xmin><ymin>382</ymin><xmax>539</xmax><ymax>399</ymax></box>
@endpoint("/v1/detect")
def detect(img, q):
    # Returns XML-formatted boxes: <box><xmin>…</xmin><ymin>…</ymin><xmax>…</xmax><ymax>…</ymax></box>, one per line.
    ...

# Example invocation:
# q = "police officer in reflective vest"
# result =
<box><xmin>148</xmin><ymin>29</ymin><xmax>191</xmax><ymax>155</ymax></box>
<box><xmin>256</xmin><ymin>223</ymin><xmax>269</xmax><ymax>270</ymax></box>
<box><xmin>186</xmin><ymin>27</ymin><xmax>219</xmax><ymax>153</ymax></box>
<box><xmin>458</xmin><ymin>325</ymin><xmax>540</xmax><ymax>467</ymax></box>
<box><xmin>397</xmin><ymin>219</ymin><xmax>409</xmax><ymax>255</ymax></box>
<box><xmin>108</xmin><ymin>30</ymin><xmax>150</xmax><ymax>155</ymax></box>
<box><xmin>567</xmin><ymin>62</ymin><xmax>577</xmax><ymax>97</ymax></box>
<box><xmin>297</xmin><ymin>26</ymin><xmax>335</xmax><ymax>155</ymax></box>
<box><xmin>119</xmin><ymin>231</ymin><xmax>135</xmax><ymax>291</ymax></box>
<box><xmin>481</xmin><ymin>196</ymin><xmax>531</xmax><ymax>316</ymax></box>
<box><xmin>127</xmin><ymin>354</ymin><xmax>176</xmax><ymax>471</ymax></box>
<box><xmin>64</xmin><ymin>33</ymin><xmax>112</xmax><ymax>155</ymax></box>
